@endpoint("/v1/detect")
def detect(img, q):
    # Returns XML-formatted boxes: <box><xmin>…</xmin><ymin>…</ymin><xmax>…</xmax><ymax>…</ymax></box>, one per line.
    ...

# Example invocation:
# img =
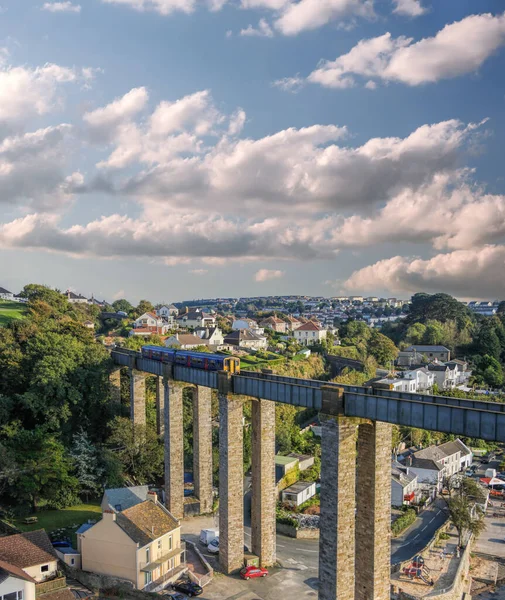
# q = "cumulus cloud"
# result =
<box><xmin>0</xmin><ymin>63</ymin><xmax>94</xmax><ymax>127</ymax></box>
<box><xmin>255</xmin><ymin>268</ymin><xmax>284</xmax><ymax>281</ymax></box>
<box><xmin>344</xmin><ymin>246</ymin><xmax>505</xmax><ymax>298</ymax></box>
<box><xmin>42</xmin><ymin>2</ymin><xmax>82</xmax><ymax>13</ymax></box>
<box><xmin>0</xmin><ymin>125</ymin><xmax>80</xmax><ymax>211</ymax></box>
<box><xmin>100</xmin><ymin>0</ymin><xmax>227</xmax><ymax>15</ymax></box>
<box><xmin>240</xmin><ymin>19</ymin><xmax>274</xmax><ymax>37</ymax></box>
<box><xmin>392</xmin><ymin>0</ymin><xmax>426</xmax><ymax>17</ymax></box>
<box><xmin>292</xmin><ymin>12</ymin><xmax>505</xmax><ymax>89</ymax></box>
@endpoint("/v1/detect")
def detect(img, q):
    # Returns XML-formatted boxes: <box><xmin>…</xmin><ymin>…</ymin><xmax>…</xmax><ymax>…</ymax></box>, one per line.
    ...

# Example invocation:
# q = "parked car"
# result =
<box><xmin>240</xmin><ymin>566</ymin><xmax>268</xmax><ymax>580</ymax></box>
<box><xmin>208</xmin><ymin>538</ymin><xmax>219</xmax><ymax>554</ymax></box>
<box><xmin>162</xmin><ymin>594</ymin><xmax>186</xmax><ymax>600</ymax></box>
<box><xmin>171</xmin><ymin>580</ymin><xmax>203</xmax><ymax>597</ymax></box>
<box><xmin>199</xmin><ymin>528</ymin><xmax>218</xmax><ymax>545</ymax></box>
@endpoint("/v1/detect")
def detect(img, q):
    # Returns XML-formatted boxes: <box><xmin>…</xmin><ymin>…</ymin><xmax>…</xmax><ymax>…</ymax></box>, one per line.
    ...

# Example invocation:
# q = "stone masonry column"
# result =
<box><xmin>355</xmin><ymin>421</ymin><xmax>392</xmax><ymax>600</ymax></box>
<box><xmin>129</xmin><ymin>369</ymin><xmax>146</xmax><ymax>426</ymax></box>
<box><xmin>318</xmin><ymin>416</ymin><xmax>358</xmax><ymax>600</ymax></box>
<box><xmin>251</xmin><ymin>398</ymin><xmax>276</xmax><ymax>567</ymax></box>
<box><xmin>218</xmin><ymin>372</ymin><xmax>244</xmax><ymax>575</ymax></box>
<box><xmin>155</xmin><ymin>376</ymin><xmax>165</xmax><ymax>436</ymax></box>
<box><xmin>164</xmin><ymin>379</ymin><xmax>184</xmax><ymax>519</ymax></box>
<box><xmin>109</xmin><ymin>369</ymin><xmax>122</xmax><ymax>405</ymax></box>
<box><xmin>193</xmin><ymin>385</ymin><xmax>213</xmax><ymax>514</ymax></box>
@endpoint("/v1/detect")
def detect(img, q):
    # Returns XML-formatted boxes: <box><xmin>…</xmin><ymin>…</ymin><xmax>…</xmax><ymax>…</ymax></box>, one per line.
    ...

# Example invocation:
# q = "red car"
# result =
<box><xmin>240</xmin><ymin>566</ymin><xmax>268</xmax><ymax>580</ymax></box>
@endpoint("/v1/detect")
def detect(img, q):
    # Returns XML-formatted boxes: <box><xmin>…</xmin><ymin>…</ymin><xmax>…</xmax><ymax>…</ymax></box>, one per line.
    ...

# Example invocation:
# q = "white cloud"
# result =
<box><xmin>344</xmin><ymin>246</ymin><xmax>505</xmax><ymax>298</ymax></box>
<box><xmin>42</xmin><ymin>2</ymin><xmax>82</xmax><ymax>13</ymax></box>
<box><xmin>272</xmin><ymin>76</ymin><xmax>305</xmax><ymax>93</ymax></box>
<box><xmin>240</xmin><ymin>19</ymin><xmax>274</xmax><ymax>38</ymax></box>
<box><xmin>228</xmin><ymin>109</ymin><xmax>246</xmax><ymax>135</ymax></box>
<box><xmin>0</xmin><ymin>63</ymin><xmax>93</xmax><ymax>126</ymax></box>
<box><xmin>255</xmin><ymin>268</ymin><xmax>284</xmax><ymax>281</ymax></box>
<box><xmin>299</xmin><ymin>12</ymin><xmax>505</xmax><ymax>89</ymax></box>
<box><xmin>392</xmin><ymin>0</ymin><xmax>426</xmax><ymax>17</ymax></box>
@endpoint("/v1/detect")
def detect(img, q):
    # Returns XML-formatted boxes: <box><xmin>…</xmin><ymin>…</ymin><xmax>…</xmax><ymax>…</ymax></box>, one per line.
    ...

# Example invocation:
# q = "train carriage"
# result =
<box><xmin>141</xmin><ymin>345</ymin><xmax>240</xmax><ymax>373</ymax></box>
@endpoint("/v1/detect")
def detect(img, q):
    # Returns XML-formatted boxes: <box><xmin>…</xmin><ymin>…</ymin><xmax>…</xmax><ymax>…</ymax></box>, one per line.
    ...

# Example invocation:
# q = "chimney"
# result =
<box><xmin>408</xmin><ymin>455</ymin><xmax>413</xmax><ymax>467</ymax></box>
<box><xmin>147</xmin><ymin>490</ymin><xmax>158</xmax><ymax>504</ymax></box>
<box><xmin>103</xmin><ymin>509</ymin><xmax>116</xmax><ymax>521</ymax></box>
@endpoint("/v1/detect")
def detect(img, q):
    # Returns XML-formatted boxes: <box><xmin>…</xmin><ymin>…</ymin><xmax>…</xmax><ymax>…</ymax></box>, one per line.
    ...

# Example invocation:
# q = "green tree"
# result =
<box><xmin>405</xmin><ymin>323</ymin><xmax>426</xmax><ymax>345</ymax></box>
<box><xmin>442</xmin><ymin>475</ymin><xmax>487</xmax><ymax>547</ymax></box>
<box><xmin>18</xmin><ymin>284</ymin><xmax>69</xmax><ymax>313</ymax></box>
<box><xmin>473</xmin><ymin>355</ymin><xmax>504</xmax><ymax>387</ymax></box>
<box><xmin>422</xmin><ymin>320</ymin><xmax>445</xmax><ymax>345</ymax></box>
<box><xmin>112</xmin><ymin>299</ymin><xmax>134</xmax><ymax>314</ymax></box>
<box><xmin>135</xmin><ymin>300</ymin><xmax>155</xmax><ymax>317</ymax></box>
<box><xmin>70</xmin><ymin>430</ymin><xmax>105</xmax><ymax>500</ymax></box>
<box><xmin>406</xmin><ymin>293</ymin><xmax>473</xmax><ymax>329</ymax></box>
<box><xmin>367</xmin><ymin>330</ymin><xmax>399</xmax><ymax>367</ymax></box>
<box><xmin>107</xmin><ymin>417</ymin><xmax>163</xmax><ymax>484</ymax></box>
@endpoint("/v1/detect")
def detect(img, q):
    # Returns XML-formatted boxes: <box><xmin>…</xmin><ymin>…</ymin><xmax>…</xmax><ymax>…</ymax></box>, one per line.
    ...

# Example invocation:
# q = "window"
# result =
<box><xmin>18</xmin><ymin>592</ymin><xmax>23</xmax><ymax>600</ymax></box>
<box><xmin>158</xmin><ymin>540</ymin><xmax>162</xmax><ymax>551</ymax></box>
<box><xmin>168</xmin><ymin>536</ymin><xmax>173</xmax><ymax>551</ymax></box>
<box><xmin>144</xmin><ymin>571</ymin><xmax>152</xmax><ymax>586</ymax></box>
<box><xmin>41</xmin><ymin>565</ymin><xmax>49</xmax><ymax>573</ymax></box>
<box><xmin>71</xmin><ymin>558</ymin><xmax>75</xmax><ymax>566</ymax></box>
<box><xmin>4</xmin><ymin>592</ymin><xmax>17</xmax><ymax>600</ymax></box>
<box><xmin>146</xmin><ymin>548</ymin><xmax>150</xmax><ymax>563</ymax></box>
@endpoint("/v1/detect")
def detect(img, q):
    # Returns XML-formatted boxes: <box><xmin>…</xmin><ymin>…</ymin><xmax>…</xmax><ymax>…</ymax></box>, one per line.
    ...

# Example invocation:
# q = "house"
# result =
<box><xmin>391</xmin><ymin>461</ymin><xmax>418</xmax><ymax>506</ymax></box>
<box><xmin>134</xmin><ymin>312</ymin><xmax>164</xmax><ymax>331</ymax></box>
<box><xmin>438</xmin><ymin>439</ymin><xmax>473</xmax><ymax>472</ymax></box>
<box><xmin>281</xmin><ymin>481</ymin><xmax>316</xmax><ymax>508</ymax></box>
<box><xmin>404</xmin><ymin>368</ymin><xmax>435</xmax><ymax>392</ymax></box>
<box><xmin>0</xmin><ymin>287</ymin><xmax>13</xmax><ymax>300</ymax></box>
<box><xmin>65</xmin><ymin>291</ymin><xmax>89</xmax><ymax>304</ymax></box>
<box><xmin>176</xmin><ymin>310</ymin><xmax>215</xmax><ymax>329</ymax></box>
<box><xmin>194</xmin><ymin>327</ymin><xmax>224</xmax><ymax>348</ymax></box>
<box><xmin>0</xmin><ymin>530</ymin><xmax>72</xmax><ymax>600</ymax></box>
<box><xmin>231</xmin><ymin>318</ymin><xmax>262</xmax><ymax>333</ymax></box>
<box><xmin>427</xmin><ymin>362</ymin><xmax>458</xmax><ymax>389</ymax></box>
<box><xmin>293</xmin><ymin>321</ymin><xmax>327</xmax><ymax>346</ymax></box>
<box><xmin>284</xmin><ymin>316</ymin><xmax>301</xmax><ymax>331</ymax></box>
<box><xmin>405</xmin><ymin>345</ymin><xmax>450</xmax><ymax>362</ymax></box>
<box><xmin>373</xmin><ymin>376</ymin><xmax>417</xmax><ymax>393</ymax></box>
<box><xmin>259</xmin><ymin>316</ymin><xmax>287</xmax><ymax>334</ymax></box>
<box><xmin>287</xmin><ymin>453</ymin><xmax>315</xmax><ymax>472</ymax></box>
<box><xmin>223</xmin><ymin>330</ymin><xmax>268</xmax><ymax>350</ymax></box>
<box><xmin>83</xmin><ymin>320</ymin><xmax>95</xmax><ymax>329</ymax></box>
<box><xmin>405</xmin><ymin>456</ymin><xmax>445</xmax><ymax>491</ymax></box>
<box><xmin>450</xmin><ymin>438</ymin><xmax>473</xmax><ymax>470</ymax></box>
<box><xmin>101</xmin><ymin>485</ymin><xmax>149</xmax><ymax>512</ymax></box>
<box><xmin>446</xmin><ymin>359</ymin><xmax>470</xmax><ymax>385</ymax></box>
<box><xmin>80</xmin><ymin>492</ymin><xmax>185</xmax><ymax>592</ymax></box>
<box><xmin>156</xmin><ymin>307</ymin><xmax>176</xmax><ymax>325</ymax></box>
<box><xmin>164</xmin><ymin>334</ymin><xmax>203</xmax><ymax>349</ymax></box>
<box><xmin>396</xmin><ymin>350</ymin><xmax>423</xmax><ymax>367</ymax></box>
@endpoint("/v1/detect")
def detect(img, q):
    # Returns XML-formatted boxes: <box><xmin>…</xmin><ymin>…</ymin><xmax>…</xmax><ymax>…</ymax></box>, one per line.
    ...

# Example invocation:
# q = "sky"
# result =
<box><xmin>1</xmin><ymin>0</ymin><xmax>505</xmax><ymax>303</ymax></box>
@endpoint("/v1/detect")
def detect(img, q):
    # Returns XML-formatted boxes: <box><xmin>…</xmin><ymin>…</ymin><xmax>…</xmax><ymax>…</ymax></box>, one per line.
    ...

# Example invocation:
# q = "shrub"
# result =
<box><xmin>391</xmin><ymin>509</ymin><xmax>416</xmax><ymax>536</ymax></box>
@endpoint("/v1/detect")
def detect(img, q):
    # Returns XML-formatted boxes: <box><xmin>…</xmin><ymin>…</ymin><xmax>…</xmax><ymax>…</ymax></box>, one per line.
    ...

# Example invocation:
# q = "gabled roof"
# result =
<box><xmin>391</xmin><ymin>461</ymin><xmax>417</xmax><ymax>487</ymax></box>
<box><xmin>0</xmin><ymin>287</ymin><xmax>12</xmax><ymax>294</ymax></box>
<box><xmin>0</xmin><ymin>530</ymin><xmax>56</xmax><ymax>569</ymax></box>
<box><xmin>295</xmin><ymin>321</ymin><xmax>322</xmax><ymax>331</ymax></box>
<box><xmin>413</xmin><ymin>445</ymin><xmax>448</xmax><ymax>463</ymax></box>
<box><xmin>116</xmin><ymin>500</ymin><xmax>179</xmax><ymax>547</ymax></box>
<box><xmin>0</xmin><ymin>559</ymin><xmax>36</xmax><ymax>584</ymax></box>
<box><xmin>438</xmin><ymin>440</ymin><xmax>465</xmax><ymax>458</ymax></box>
<box><xmin>65</xmin><ymin>290</ymin><xmax>88</xmax><ymax>300</ymax></box>
<box><xmin>224</xmin><ymin>330</ymin><xmax>265</xmax><ymax>343</ymax></box>
<box><xmin>410</xmin><ymin>457</ymin><xmax>444</xmax><ymax>471</ymax></box>
<box><xmin>104</xmin><ymin>485</ymin><xmax>149</xmax><ymax>511</ymax></box>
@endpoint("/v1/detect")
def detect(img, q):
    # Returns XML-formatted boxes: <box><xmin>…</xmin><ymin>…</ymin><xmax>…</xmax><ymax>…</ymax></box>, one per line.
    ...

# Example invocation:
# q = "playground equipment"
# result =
<box><xmin>402</xmin><ymin>556</ymin><xmax>434</xmax><ymax>586</ymax></box>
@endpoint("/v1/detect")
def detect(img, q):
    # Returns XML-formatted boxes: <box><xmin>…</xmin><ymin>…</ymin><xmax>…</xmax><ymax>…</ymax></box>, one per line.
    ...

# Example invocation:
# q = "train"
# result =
<box><xmin>141</xmin><ymin>345</ymin><xmax>241</xmax><ymax>373</ymax></box>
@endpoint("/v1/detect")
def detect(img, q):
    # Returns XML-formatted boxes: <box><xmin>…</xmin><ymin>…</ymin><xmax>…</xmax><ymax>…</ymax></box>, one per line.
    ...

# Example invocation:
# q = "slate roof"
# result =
<box><xmin>282</xmin><ymin>481</ymin><xmax>315</xmax><ymax>494</ymax></box>
<box><xmin>438</xmin><ymin>439</ymin><xmax>466</xmax><ymax>458</ymax></box>
<box><xmin>224</xmin><ymin>330</ymin><xmax>265</xmax><ymax>343</ymax></box>
<box><xmin>0</xmin><ymin>559</ymin><xmax>36</xmax><ymax>584</ymax></box>
<box><xmin>406</xmin><ymin>345</ymin><xmax>450</xmax><ymax>353</ymax></box>
<box><xmin>116</xmin><ymin>500</ymin><xmax>179</xmax><ymax>547</ymax></box>
<box><xmin>0</xmin><ymin>530</ymin><xmax>56</xmax><ymax>569</ymax></box>
<box><xmin>391</xmin><ymin>461</ymin><xmax>417</xmax><ymax>488</ymax></box>
<box><xmin>174</xmin><ymin>334</ymin><xmax>203</xmax><ymax>346</ymax></box>
<box><xmin>413</xmin><ymin>446</ymin><xmax>449</xmax><ymax>463</ymax></box>
<box><xmin>410</xmin><ymin>458</ymin><xmax>444</xmax><ymax>471</ymax></box>
<box><xmin>103</xmin><ymin>485</ymin><xmax>149</xmax><ymax>511</ymax></box>
<box><xmin>0</xmin><ymin>287</ymin><xmax>12</xmax><ymax>294</ymax></box>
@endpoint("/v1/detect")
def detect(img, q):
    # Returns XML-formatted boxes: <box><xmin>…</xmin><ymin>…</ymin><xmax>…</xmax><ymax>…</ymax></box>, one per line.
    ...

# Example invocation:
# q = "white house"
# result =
<box><xmin>65</xmin><ymin>290</ymin><xmax>89</xmax><ymax>304</ymax></box>
<box><xmin>223</xmin><ymin>330</ymin><xmax>267</xmax><ymax>350</ymax></box>
<box><xmin>156</xmin><ymin>307</ymin><xmax>176</xmax><ymax>326</ymax></box>
<box><xmin>391</xmin><ymin>461</ymin><xmax>418</xmax><ymax>506</ymax></box>
<box><xmin>176</xmin><ymin>310</ymin><xmax>215</xmax><ymax>329</ymax></box>
<box><xmin>293</xmin><ymin>321</ymin><xmax>327</xmax><ymax>346</ymax></box>
<box><xmin>428</xmin><ymin>362</ymin><xmax>458</xmax><ymax>389</ymax></box>
<box><xmin>404</xmin><ymin>368</ymin><xmax>435</xmax><ymax>392</ymax></box>
<box><xmin>0</xmin><ymin>287</ymin><xmax>14</xmax><ymax>301</ymax></box>
<box><xmin>374</xmin><ymin>377</ymin><xmax>417</xmax><ymax>392</ymax></box>
<box><xmin>231</xmin><ymin>319</ymin><xmax>264</xmax><ymax>334</ymax></box>
<box><xmin>164</xmin><ymin>334</ymin><xmax>203</xmax><ymax>349</ymax></box>
<box><xmin>281</xmin><ymin>481</ymin><xmax>316</xmax><ymax>507</ymax></box>
<box><xmin>194</xmin><ymin>327</ymin><xmax>224</xmax><ymax>348</ymax></box>
<box><xmin>406</xmin><ymin>456</ymin><xmax>445</xmax><ymax>492</ymax></box>
<box><xmin>132</xmin><ymin>312</ymin><xmax>170</xmax><ymax>336</ymax></box>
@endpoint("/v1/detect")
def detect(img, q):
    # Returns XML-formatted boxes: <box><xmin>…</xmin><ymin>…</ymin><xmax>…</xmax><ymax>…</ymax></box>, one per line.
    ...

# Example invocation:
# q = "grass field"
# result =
<box><xmin>15</xmin><ymin>502</ymin><xmax>102</xmax><ymax>542</ymax></box>
<box><xmin>0</xmin><ymin>300</ymin><xmax>28</xmax><ymax>326</ymax></box>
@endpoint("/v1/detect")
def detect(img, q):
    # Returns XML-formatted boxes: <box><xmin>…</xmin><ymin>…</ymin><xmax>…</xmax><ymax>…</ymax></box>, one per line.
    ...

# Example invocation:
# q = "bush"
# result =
<box><xmin>276</xmin><ymin>506</ymin><xmax>298</xmax><ymax>528</ymax></box>
<box><xmin>391</xmin><ymin>508</ymin><xmax>416</xmax><ymax>536</ymax></box>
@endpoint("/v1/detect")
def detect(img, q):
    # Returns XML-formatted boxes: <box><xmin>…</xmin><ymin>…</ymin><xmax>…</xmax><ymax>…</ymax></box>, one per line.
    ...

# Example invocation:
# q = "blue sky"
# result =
<box><xmin>1</xmin><ymin>0</ymin><xmax>505</xmax><ymax>303</ymax></box>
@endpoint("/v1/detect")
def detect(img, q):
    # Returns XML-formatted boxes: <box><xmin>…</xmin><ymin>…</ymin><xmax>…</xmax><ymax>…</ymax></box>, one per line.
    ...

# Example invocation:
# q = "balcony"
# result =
<box><xmin>139</xmin><ymin>542</ymin><xmax>186</xmax><ymax>573</ymax></box>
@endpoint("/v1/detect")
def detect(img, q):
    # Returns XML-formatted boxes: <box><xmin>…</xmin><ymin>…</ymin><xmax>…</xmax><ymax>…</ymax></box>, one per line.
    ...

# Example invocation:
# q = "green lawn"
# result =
<box><xmin>0</xmin><ymin>300</ymin><xmax>28</xmax><ymax>326</ymax></box>
<box><xmin>15</xmin><ymin>502</ymin><xmax>102</xmax><ymax>545</ymax></box>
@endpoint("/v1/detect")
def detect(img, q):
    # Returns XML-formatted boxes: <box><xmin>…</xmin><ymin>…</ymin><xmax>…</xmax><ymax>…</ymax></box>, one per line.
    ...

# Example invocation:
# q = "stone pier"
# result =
<box><xmin>129</xmin><ymin>370</ymin><xmax>146</xmax><ymax>426</ymax></box>
<box><xmin>218</xmin><ymin>372</ymin><xmax>244</xmax><ymax>575</ymax></box>
<box><xmin>155</xmin><ymin>376</ymin><xmax>165</xmax><ymax>436</ymax></box>
<box><xmin>109</xmin><ymin>369</ymin><xmax>122</xmax><ymax>406</ymax></box>
<box><xmin>193</xmin><ymin>385</ymin><xmax>213</xmax><ymax>514</ymax></box>
<box><xmin>355</xmin><ymin>421</ymin><xmax>392</xmax><ymax>600</ymax></box>
<box><xmin>164</xmin><ymin>380</ymin><xmax>184</xmax><ymax>519</ymax></box>
<box><xmin>318</xmin><ymin>417</ymin><xmax>358</xmax><ymax>600</ymax></box>
<box><xmin>251</xmin><ymin>398</ymin><xmax>276</xmax><ymax>567</ymax></box>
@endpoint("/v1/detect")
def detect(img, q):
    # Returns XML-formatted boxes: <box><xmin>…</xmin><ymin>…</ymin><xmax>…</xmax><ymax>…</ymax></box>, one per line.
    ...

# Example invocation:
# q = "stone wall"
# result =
<box><xmin>276</xmin><ymin>523</ymin><xmax>320</xmax><ymax>539</ymax></box>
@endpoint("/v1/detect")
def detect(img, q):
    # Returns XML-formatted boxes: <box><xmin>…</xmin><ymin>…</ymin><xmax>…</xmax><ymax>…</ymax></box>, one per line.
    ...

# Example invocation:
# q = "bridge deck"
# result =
<box><xmin>112</xmin><ymin>350</ymin><xmax>505</xmax><ymax>441</ymax></box>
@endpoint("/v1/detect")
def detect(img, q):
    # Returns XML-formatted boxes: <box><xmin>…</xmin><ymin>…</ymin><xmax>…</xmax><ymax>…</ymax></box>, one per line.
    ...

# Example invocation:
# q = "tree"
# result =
<box><xmin>442</xmin><ymin>474</ymin><xmax>487</xmax><ymax>547</ymax></box>
<box><xmin>18</xmin><ymin>284</ymin><xmax>69</xmax><ymax>313</ymax></box>
<box><xmin>473</xmin><ymin>355</ymin><xmax>504</xmax><ymax>387</ymax></box>
<box><xmin>135</xmin><ymin>300</ymin><xmax>154</xmax><ymax>317</ymax></box>
<box><xmin>405</xmin><ymin>323</ymin><xmax>426</xmax><ymax>345</ymax></box>
<box><xmin>497</xmin><ymin>301</ymin><xmax>505</xmax><ymax>315</ymax></box>
<box><xmin>406</xmin><ymin>293</ymin><xmax>473</xmax><ymax>328</ymax></box>
<box><xmin>70</xmin><ymin>430</ymin><xmax>105</xmax><ymax>500</ymax></box>
<box><xmin>5</xmin><ymin>428</ymin><xmax>78</xmax><ymax>511</ymax></box>
<box><xmin>422</xmin><ymin>320</ymin><xmax>445</xmax><ymax>345</ymax></box>
<box><xmin>107</xmin><ymin>417</ymin><xmax>163</xmax><ymax>484</ymax></box>
<box><xmin>112</xmin><ymin>299</ymin><xmax>134</xmax><ymax>314</ymax></box>
<box><xmin>367</xmin><ymin>330</ymin><xmax>399</xmax><ymax>367</ymax></box>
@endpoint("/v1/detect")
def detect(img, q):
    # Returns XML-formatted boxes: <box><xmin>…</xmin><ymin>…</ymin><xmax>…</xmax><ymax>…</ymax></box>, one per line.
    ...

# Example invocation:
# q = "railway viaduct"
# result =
<box><xmin>110</xmin><ymin>349</ymin><xmax>505</xmax><ymax>600</ymax></box>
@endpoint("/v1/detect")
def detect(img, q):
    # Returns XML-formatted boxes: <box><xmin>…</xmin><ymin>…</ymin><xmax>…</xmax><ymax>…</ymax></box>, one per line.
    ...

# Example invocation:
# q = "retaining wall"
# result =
<box><xmin>276</xmin><ymin>523</ymin><xmax>319</xmax><ymax>539</ymax></box>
